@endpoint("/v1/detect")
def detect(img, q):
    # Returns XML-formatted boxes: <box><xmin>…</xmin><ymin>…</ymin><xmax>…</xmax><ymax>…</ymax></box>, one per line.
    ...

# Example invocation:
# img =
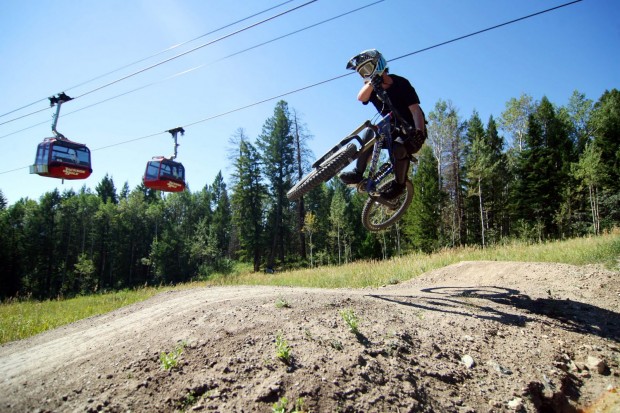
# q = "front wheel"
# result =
<box><xmin>287</xmin><ymin>143</ymin><xmax>357</xmax><ymax>201</ymax></box>
<box><xmin>361</xmin><ymin>180</ymin><xmax>413</xmax><ymax>231</ymax></box>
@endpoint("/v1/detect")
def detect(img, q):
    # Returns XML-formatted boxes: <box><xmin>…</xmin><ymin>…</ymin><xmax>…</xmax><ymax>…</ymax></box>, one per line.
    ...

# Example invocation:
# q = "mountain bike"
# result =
<box><xmin>287</xmin><ymin>91</ymin><xmax>416</xmax><ymax>232</ymax></box>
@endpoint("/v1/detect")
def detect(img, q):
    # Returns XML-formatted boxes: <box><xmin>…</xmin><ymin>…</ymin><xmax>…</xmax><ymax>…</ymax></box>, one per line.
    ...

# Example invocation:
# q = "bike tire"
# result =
<box><xmin>361</xmin><ymin>180</ymin><xmax>414</xmax><ymax>231</ymax></box>
<box><xmin>287</xmin><ymin>143</ymin><xmax>358</xmax><ymax>201</ymax></box>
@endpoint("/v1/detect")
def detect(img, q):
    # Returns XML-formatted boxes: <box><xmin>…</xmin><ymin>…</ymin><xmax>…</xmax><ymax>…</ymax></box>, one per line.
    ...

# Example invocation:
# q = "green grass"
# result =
<box><xmin>340</xmin><ymin>308</ymin><xmax>360</xmax><ymax>334</ymax></box>
<box><xmin>275</xmin><ymin>332</ymin><xmax>292</xmax><ymax>364</ymax></box>
<box><xmin>0</xmin><ymin>287</ymin><xmax>168</xmax><ymax>345</ymax></box>
<box><xmin>205</xmin><ymin>230</ymin><xmax>620</xmax><ymax>289</ymax></box>
<box><xmin>1</xmin><ymin>231</ymin><xmax>618</xmax><ymax>345</ymax></box>
<box><xmin>160</xmin><ymin>342</ymin><xmax>186</xmax><ymax>370</ymax></box>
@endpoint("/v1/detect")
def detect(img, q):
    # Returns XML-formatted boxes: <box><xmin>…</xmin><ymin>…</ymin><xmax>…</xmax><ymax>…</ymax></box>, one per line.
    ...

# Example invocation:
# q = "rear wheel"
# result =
<box><xmin>287</xmin><ymin>143</ymin><xmax>357</xmax><ymax>201</ymax></box>
<box><xmin>361</xmin><ymin>180</ymin><xmax>413</xmax><ymax>231</ymax></box>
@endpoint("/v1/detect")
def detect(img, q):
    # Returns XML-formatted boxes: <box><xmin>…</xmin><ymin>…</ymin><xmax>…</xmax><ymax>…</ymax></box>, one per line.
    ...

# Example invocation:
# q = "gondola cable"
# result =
<box><xmin>0</xmin><ymin>0</ymin><xmax>317</xmax><ymax>126</ymax></box>
<box><xmin>100</xmin><ymin>0</ymin><xmax>587</xmax><ymax>144</ymax></box>
<box><xmin>0</xmin><ymin>0</ymin><xmax>584</xmax><ymax>176</ymax></box>
<box><xmin>0</xmin><ymin>0</ymin><xmax>384</xmax><ymax>141</ymax></box>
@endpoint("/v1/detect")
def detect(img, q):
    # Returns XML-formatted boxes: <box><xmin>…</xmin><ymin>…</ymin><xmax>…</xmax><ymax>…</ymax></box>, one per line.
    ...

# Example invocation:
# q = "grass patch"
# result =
<box><xmin>0</xmin><ymin>287</ymin><xmax>168</xmax><ymax>345</ymax></box>
<box><xmin>1</xmin><ymin>231</ymin><xmax>618</xmax><ymax>345</ymax></box>
<box><xmin>204</xmin><ymin>231</ymin><xmax>620</xmax><ymax>289</ymax></box>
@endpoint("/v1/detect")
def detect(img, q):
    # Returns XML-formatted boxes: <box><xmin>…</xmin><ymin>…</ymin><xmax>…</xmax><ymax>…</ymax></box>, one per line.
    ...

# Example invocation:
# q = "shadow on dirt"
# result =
<box><xmin>368</xmin><ymin>286</ymin><xmax>619</xmax><ymax>342</ymax></box>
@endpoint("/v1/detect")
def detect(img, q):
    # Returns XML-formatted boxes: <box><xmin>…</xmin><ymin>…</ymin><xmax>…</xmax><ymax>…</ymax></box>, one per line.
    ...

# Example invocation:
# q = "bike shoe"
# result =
<box><xmin>380</xmin><ymin>180</ymin><xmax>405</xmax><ymax>200</ymax></box>
<box><xmin>339</xmin><ymin>169</ymin><xmax>363</xmax><ymax>185</ymax></box>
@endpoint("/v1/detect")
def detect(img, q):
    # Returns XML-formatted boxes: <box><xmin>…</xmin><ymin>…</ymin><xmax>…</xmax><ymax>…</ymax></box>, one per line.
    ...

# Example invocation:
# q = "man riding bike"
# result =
<box><xmin>340</xmin><ymin>49</ymin><xmax>427</xmax><ymax>200</ymax></box>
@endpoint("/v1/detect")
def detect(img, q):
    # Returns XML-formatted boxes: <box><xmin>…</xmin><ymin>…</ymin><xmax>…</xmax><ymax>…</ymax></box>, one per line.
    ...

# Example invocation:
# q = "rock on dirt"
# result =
<box><xmin>0</xmin><ymin>261</ymin><xmax>619</xmax><ymax>412</ymax></box>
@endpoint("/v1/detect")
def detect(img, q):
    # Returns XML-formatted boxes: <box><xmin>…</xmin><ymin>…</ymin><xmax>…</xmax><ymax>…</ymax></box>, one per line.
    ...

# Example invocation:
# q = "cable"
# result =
<box><xmin>0</xmin><ymin>106</ymin><xmax>50</xmax><ymax>127</ymax></box>
<box><xmin>74</xmin><ymin>0</ymin><xmax>317</xmax><ymax>100</ymax></box>
<box><xmin>0</xmin><ymin>0</ymin><xmax>583</xmax><ymax>176</ymax></box>
<box><xmin>0</xmin><ymin>66</ymin><xmax>210</xmax><ymax>140</ymax></box>
<box><xmin>0</xmin><ymin>1</ymin><xmax>296</xmax><ymax>120</ymax></box>
<box><xmin>0</xmin><ymin>0</ymin><xmax>384</xmax><ymax>141</ymax></box>
<box><xmin>89</xmin><ymin>73</ymin><xmax>352</xmax><ymax>152</ymax></box>
<box><xmin>62</xmin><ymin>1</ymin><xmax>296</xmax><ymax>93</ymax></box>
<box><xmin>0</xmin><ymin>0</ymin><xmax>317</xmax><ymax>125</ymax></box>
<box><xmin>390</xmin><ymin>0</ymin><xmax>583</xmax><ymax>63</ymax></box>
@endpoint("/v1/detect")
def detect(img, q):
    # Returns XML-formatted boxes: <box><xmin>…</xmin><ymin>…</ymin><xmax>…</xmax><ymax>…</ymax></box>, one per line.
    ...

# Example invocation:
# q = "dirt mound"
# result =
<box><xmin>1</xmin><ymin>261</ymin><xmax>618</xmax><ymax>412</ymax></box>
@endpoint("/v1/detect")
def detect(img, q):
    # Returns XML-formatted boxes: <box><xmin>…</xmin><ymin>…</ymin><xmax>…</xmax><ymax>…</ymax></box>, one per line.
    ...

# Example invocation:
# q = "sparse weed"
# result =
<box><xmin>176</xmin><ymin>391</ymin><xmax>197</xmax><ymax>411</ymax></box>
<box><xmin>303</xmin><ymin>328</ymin><xmax>313</xmax><ymax>341</ymax></box>
<box><xmin>294</xmin><ymin>397</ymin><xmax>306</xmax><ymax>412</ymax></box>
<box><xmin>275</xmin><ymin>296</ymin><xmax>291</xmax><ymax>308</ymax></box>
<box><xmin>160</xmin><ymin>342</ymin><xmax>186</xmax><ymax>370</ymax></box>
<box><xmin>275</xmin><ymin>332</ymin><xmax>291</xmax><ymax>363</ymax></box>
<box><xmin>340</xmin><ymin>308</ymin><xmax>359</xmax><ymax>334</ymax></box>
<box><xmin>272</xmin><ymin>396</ymin><xmax>307</xmax><ymax>413</ymax></box>
<box><xmin>330</xmin><ymin>339</ymin><xmax>343</xmax><ymax>350</ymax></box>
<box><xmin>272</xmin><ymin>396</ymin><xmax>288</xmax><ymax>413</ymax></box>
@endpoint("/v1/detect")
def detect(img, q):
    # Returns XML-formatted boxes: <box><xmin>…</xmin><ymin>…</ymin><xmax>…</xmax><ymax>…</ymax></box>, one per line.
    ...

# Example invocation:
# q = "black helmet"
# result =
<box><xmin>346</xmin><ymin>49</ymin><xmax>388</xmax><ymax>80</ymax></box>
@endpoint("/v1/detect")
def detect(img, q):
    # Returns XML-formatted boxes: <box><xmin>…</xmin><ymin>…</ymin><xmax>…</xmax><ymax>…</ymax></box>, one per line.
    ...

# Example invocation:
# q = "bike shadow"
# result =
<box><xmin>367</xmin><ymin>286</ymin><xmax>619</xmax><ymax>342</ymax></box>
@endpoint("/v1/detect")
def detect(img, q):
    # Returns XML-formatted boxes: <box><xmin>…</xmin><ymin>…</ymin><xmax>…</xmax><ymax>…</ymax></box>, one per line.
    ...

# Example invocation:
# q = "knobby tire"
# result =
<box><xmin>287</xmin><ymin>143</ymin><xmax>357</xmax><ymax>201</ymax></box>
<box><xmin>361</xmin><ymin>180</ymin><xmax>413</xmax><ymax>231</ymax></box>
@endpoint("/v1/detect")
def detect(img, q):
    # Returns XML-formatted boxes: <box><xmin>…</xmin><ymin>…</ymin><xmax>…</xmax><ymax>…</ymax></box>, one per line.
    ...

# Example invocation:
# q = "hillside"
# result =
<box><xmin>1</xmin><ymin>261</ymin><xmax>618</xmax><ymax>412</ymax></box>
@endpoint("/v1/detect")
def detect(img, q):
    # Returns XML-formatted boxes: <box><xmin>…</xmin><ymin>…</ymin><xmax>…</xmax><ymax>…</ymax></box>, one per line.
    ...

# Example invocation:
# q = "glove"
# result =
<box><xmin>404</xmin><ymin>127</ymin><xmax>426</xmax><ymax>154</ymax></box>
<box><xmin>370</xmin><ymin>75</ymin><xmax>383</xmax><ymax>90</ymax></box>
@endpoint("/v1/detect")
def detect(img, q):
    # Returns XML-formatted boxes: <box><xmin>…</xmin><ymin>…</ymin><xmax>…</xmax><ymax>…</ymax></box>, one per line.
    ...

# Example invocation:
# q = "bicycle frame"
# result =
<box><xmin>363</xmin><ymin>113</ymin><xmax>396</xmax><ymax>196</ymax></box>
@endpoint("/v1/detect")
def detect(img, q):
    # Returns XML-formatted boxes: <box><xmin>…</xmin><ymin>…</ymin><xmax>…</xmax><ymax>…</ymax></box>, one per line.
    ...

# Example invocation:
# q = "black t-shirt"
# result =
<box><xmin>363</xmin><ymin>74</ymin><xmax>421</xmax><ymax>128</ymax></box>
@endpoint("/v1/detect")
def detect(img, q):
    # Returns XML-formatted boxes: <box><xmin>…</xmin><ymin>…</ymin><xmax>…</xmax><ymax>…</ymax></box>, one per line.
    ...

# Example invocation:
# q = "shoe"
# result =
<box><xmin>340</xmin><ymin>169</ymin><xmax>363</xmax><ymax>185</ymax></box>
<box><xmin>380</xmin><ymin>180</ymin><xmax>405</xmax><ymax>200</ymax></box>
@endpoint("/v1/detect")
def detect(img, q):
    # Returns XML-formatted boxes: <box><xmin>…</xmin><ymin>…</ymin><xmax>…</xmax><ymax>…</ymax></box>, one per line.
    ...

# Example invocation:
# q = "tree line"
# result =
<box><xmin>1</xmin><ymin>90</ymin><xmax>618</xmax><ymax>300</ymax></box>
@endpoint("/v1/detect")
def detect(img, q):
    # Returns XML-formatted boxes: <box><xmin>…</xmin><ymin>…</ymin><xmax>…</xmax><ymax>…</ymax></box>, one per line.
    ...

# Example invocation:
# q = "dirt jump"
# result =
<box><xmin>1</xmin><ymin>261</ymin><xmax>618</xmax><ymax>412</ymax></box>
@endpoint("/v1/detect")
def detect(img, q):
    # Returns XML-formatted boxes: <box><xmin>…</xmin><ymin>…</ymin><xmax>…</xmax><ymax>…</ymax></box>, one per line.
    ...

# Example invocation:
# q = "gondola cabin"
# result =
<box><xmin>143</xmin><ymin>157</ymin><xmax>186</xmax><ymax>192</ymax></box>
<box><xmin>30</xmin><ymin>137</ymin><xmax>92</xmax><ymax>180</ymax></box>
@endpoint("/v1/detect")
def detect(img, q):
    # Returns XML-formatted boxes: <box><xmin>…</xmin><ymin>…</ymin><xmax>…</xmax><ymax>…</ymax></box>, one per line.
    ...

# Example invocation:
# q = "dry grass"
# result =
<box><xmin>1</xmin><ymin>231</ymin><xmax>618</xmax><ymax>345</ymax></box>
<box><xmin>206</xmin><ymin>230</ymin><xmax>620</xmax><ymax>289</ymax></box>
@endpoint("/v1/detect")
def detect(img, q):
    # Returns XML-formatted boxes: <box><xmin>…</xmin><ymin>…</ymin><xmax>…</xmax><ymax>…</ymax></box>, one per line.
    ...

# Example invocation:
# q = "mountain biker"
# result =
<box><xmin>339</xmin><ymin>49</ymin><xmax>426</xmax><ymax>200</ymax></box>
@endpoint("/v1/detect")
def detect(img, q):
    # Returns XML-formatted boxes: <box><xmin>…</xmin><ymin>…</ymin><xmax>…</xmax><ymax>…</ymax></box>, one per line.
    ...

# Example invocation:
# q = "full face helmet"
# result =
<box><xmin>346</xmin><ymin>49</ymin><xmax>388</xmax><ymax>80</ymax></box>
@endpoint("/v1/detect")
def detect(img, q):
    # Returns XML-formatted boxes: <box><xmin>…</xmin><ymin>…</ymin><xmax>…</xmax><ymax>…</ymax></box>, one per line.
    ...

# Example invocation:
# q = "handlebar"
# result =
<box><xmin>371</xmin><ymin>79</ymin><xmax>413</xmax><ymax>131</ymax></box>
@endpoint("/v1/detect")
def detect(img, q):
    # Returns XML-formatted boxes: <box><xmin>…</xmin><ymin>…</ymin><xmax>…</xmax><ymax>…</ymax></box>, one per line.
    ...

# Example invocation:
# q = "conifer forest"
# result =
<box><xmin>1</xmin><ymin>89</ymin><xmax>618</xmax><ymax>300</ymax></box>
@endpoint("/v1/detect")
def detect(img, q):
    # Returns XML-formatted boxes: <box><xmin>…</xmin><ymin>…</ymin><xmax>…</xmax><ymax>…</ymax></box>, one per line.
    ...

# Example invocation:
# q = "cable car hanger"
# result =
<box><xmin>29</xmin><ymin>93</ymin><xmax>93</xmax><ymax>181</ymax></box>
<box><xmin>167</xmin><ymin>126</ymin><xmax>184</xmax><ymax>160</ymax></box>
<box><xmin>49</xmin><ymin>92</ymin><xmax>73</xmax><ymax>140</ymax></box>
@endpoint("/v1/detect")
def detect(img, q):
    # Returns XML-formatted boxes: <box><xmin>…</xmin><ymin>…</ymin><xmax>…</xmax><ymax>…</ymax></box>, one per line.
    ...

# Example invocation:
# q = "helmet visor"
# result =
<box><xmin>356</xmin><ymin>60</ymin><xmax>376</xmax><ymax>79</ymax></box>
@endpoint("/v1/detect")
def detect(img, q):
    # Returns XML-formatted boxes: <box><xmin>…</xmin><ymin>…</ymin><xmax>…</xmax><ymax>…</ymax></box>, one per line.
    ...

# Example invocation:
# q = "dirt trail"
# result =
<box><xmin>1</xmin><ymin>261</ymin><xmax>618</xmax><ymax>412</ymax></box>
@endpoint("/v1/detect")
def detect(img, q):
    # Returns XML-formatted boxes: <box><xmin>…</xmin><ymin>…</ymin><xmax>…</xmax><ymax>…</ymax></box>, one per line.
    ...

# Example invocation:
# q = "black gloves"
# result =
<box><xmin>404</xmin><ymin>126</ymin><xmax>426</xmax><ymax>154</ymax></box>
<box><xmin>370</xmin><ymin>75</ymin><xmax>383</xmax><ymax>90</ymax></box>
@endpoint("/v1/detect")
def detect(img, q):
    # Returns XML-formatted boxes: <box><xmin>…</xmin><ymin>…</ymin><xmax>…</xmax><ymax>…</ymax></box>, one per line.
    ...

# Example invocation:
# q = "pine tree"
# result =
<box><xmin>510</xmin><ymin>97</ymin><xmax>572</xmax><ymax>240</ymax></box>
<box><xmin>95</xmin><ymin>174</ymin><xmax>118</xmax><ymax>204</ymax></box>
<box><xmin>590</xmin><ymin>89</ymin><xmax>620</xmax><ymax>227</ymax></box>
<box><xmin>230</xmin><ymin>139</ymin><xmax>266</xmax><ymax>272</ymax></box>
<box><xmin>210</xmin><ymin>171</ymin><xmax>232</xmax><ymax>258</ymax></box>
<box><xmin>403</xmin><ymin>146</ymin><xmax>441</xmax><ymax>253</ymax></box>
<box><xmin>256</xmin><ymin>101</ymin><xmax>296</xmax><ymax>269</ymax></box>
<box><xmin>485</xmin><ymin>116</ymin><xmax>509</xmax><ymax>241</ymax></box>
<box><xmin>591</xmin><ymin>89</ymin><xmax>620</xmax><ymax>191</ymax></box>
<box><xmin>463</xmin><ymin>111</ymin><xmax>488</xmax><ymax>245</ymax></box>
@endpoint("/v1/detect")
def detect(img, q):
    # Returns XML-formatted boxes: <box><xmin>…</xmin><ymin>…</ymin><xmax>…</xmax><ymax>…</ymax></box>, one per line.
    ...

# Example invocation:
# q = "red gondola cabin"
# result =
<box><xmin>143</xmin><ymin>157</ymin><xmax>186</xmax><ymax>192</ymax></box>
<box><xmin>30</xmin><ymin>137</ymin><xmax>93</xmax><ymax>180</ymax></box>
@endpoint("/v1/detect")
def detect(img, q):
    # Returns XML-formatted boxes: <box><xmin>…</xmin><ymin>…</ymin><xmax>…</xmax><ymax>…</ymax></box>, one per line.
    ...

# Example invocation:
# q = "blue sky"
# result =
<box><xmin>1</xmin><ymin>0</ymin><xmax>618</xmax><ymax>205</ymax></box>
